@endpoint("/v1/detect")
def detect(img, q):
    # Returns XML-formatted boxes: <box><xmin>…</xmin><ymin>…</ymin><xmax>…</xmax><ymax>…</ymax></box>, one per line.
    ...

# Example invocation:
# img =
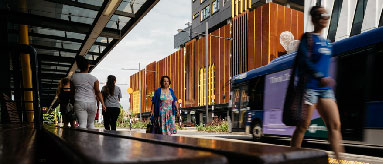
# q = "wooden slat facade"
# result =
<box><xmin>129</xmin><ymin>2</ymin><xmax>303</xmax><ymax>114</ymax></box>
<box><xmin>183</xmin><ymin>24</ymin><xmax>231</xmax><ymax>108</ymax></box>
<box><xmin>232</xmin><ymin>11</ymin><xmax>248</xmax><ymax>77</ymax></box>
<box><xmin>247</xmin><ymin>3</ymin><xmax>304</xmax><ymax>71</ymax></box>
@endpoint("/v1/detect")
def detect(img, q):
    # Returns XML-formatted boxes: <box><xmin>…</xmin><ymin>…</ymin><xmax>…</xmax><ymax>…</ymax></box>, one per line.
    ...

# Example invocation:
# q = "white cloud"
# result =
<box><xmin>92</xmin><ymin>0</ymin><xmax>191</xmax><ymax>111</ymax></box>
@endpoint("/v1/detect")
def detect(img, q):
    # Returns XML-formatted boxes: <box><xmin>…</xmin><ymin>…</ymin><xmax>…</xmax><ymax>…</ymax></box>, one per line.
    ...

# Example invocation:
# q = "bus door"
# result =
<box><xmin>232</xmin><ymin>88</ymin><xmax>240</xmax><ymax>129</ymax></box>
<box><xmin>231</xmin><ymin>86</ymin><xmax>249</xmax><ymax>130</ymax></box>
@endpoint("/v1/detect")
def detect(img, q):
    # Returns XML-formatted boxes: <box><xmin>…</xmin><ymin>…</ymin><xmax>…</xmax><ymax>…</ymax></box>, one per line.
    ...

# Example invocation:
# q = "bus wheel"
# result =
<box><xmin>252</xmin><ymin>123</ymin><xmax>263</xmax><ymax>141</ymax></box>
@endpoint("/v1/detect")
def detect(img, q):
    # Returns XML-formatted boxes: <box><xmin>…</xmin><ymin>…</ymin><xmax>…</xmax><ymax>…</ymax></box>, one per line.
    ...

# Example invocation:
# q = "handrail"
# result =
<box><xmin>1</xmin><ymin>44</ymin><xmax>41</xmax><ymax>129</ymax></box>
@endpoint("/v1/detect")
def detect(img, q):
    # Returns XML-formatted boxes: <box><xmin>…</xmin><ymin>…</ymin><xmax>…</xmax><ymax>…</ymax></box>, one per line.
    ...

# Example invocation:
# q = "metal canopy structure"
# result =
<box><xmin>1</xmin><ymin>0</ymin><xmax>159</xmax><ymax>107</ymax></box>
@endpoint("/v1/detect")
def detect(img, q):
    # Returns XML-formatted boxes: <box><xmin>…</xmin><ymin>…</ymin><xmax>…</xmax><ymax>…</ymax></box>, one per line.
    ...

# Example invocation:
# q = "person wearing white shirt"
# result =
<box><xmin>71</xmin><ymin>55</ymin><xmax>106</xmax><ymax>129</ymax></box>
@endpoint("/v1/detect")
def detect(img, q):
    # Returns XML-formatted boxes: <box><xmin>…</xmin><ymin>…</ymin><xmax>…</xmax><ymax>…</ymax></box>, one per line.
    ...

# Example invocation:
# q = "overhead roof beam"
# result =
<box><xmin>2</xmin><ymin>10</ymin><xmax>121</xmax><ymax>39</ymax></box>
<box><xmin>41</xmin><ymin>83</ymin><xmax>61</xmax><ymax>88</ymax></box>
<box><xmin>33</xmin><ymin>44</ymin><xmax>102</xmax><ymax>57</ymax></box>
<box><xmin>41</xmin><ymin>68</ymin><xmax>68</xmax><ymax>74</ymax></box>
<box><xmin>9</xmin><ymin>29</ymin><xmax>109</xmax><ymax>47</ymax></box>
<box><xmin>44</xmin><ymin>0</ymin><xmax>135</xmax><ymax>18</ymax></box>
<box><xmin>67</xmin><ymin>0</ymin><xmax>124</xmax><ymax>76</ymax></box>
<box><xmin>30</xmin><ymin>32</ymin><xmax>109</xmax><ymax>47</ymax></box>
<box><xmin>40</xmin><ymin>62</ymin><xmax>72</xmax><ymax>68</ymax></box>
<box><xmin>91</xmin><ymin>0</ymin><xmax>160</xmax><ymax>69</ymax></box>
<box><xmin>32</xmin><ymin>44</ymin><xmax>78</xmax><ymax>54</ymax></box>
<box><xmin>39</xmin><ymin>54</ymin><xmax>75</xmax><ymax>63</ymax></box>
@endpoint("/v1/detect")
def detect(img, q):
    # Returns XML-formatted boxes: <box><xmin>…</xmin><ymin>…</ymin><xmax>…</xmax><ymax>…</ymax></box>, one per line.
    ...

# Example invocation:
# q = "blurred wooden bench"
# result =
<box><xmin>42</xmin><ymin>126</ymin><xmax>228</xmax><ymax>164</ymax></box>
<box><xmin>0</xmin><ymin>124</ymin><xmax>36</xmax><ymax>164</ymax></box>
<box><xmin>43</xmin><ymin>126</ymin><xmax>328</xmax><ymax>164</ymax></box>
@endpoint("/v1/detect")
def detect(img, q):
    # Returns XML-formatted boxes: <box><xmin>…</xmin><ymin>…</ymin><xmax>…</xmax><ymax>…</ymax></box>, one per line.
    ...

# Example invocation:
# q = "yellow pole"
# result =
<box><xmin>19</xmin><ymin>0</ymin><xmax>34</xmax><ymax>123</ymax></box>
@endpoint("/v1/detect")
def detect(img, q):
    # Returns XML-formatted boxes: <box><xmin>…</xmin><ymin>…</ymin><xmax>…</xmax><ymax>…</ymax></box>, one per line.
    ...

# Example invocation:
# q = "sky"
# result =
<box><xmin>92</xmin><ymin>0</ymin><xmax>191</xmax><ymax>111</ymax></box>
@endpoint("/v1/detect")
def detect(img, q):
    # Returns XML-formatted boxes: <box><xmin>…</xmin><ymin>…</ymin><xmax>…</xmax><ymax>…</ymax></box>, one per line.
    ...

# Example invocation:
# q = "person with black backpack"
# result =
<box><xmin>101</xmin><ymin>75</ymin><xmax>122</xmax><ymax>131</ymax></box>
<box><xmin>289</xmin><ymin>6</ymin><xmax>345</xmax><ymax>160</ymax></box>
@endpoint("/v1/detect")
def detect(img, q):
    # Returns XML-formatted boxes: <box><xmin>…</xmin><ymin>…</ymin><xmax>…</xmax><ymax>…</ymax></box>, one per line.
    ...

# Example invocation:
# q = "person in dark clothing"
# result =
<box><xmin>56</xmin><ymin>77</ymin><xmax>76</xmax><ymax>128</ymax></box>
<box><xmin>101</xmin><ymin>75</ymin><xmax>122</xmax><ymax>131</ymax></box>
<box><xmin>290</xmin><ymin>6</ymin><xmax>345</xmax><ymax>161</ymax></box>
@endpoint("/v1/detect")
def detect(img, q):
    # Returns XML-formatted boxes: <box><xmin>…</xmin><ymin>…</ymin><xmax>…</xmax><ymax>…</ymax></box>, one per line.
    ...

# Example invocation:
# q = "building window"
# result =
<box><xmin>201</xmin><ymin>5</ymin><xmax>211</xmax><ymax>21</ymax></box>
<box><xmin>198</xmin><ymin>65</ymin><xmax>215</xmax><ymax>106</ymax></box>
<box><xmin>132</xmin><ymin>91</ymin><xmax>140</xmax><ymax>114</ymax></box>
<box><xmin>193</xmin><ymin>12</ymin><xmax>200</xmax><ymax>20</ymax></box>
<box><xmin>209</xmin><ymin>64</ymin><xmax>215</xmax><ymax>104</ymax></box>
<box><xmin>350</xmin><ymin>0</ymin><xmax>368</xmax><ymax>36</ymax></box>
<box><xmin>328</xmin><ymin>0</ymin><xmax>343</xmax><ymax>42</ymax></box>
<box><xmin>199</xmin><ymin>68</ymin><xmax>205</xmax><ymax>105</ymax></box>
<box><xmin>212</xmin><ymin>0</ymin><xmax>219</xmax><ymax>14</ymax></box>
<box><xmin>379</xmin><ymin>8</ymin><xmax>383</xmax><ymax>27</ymax></box>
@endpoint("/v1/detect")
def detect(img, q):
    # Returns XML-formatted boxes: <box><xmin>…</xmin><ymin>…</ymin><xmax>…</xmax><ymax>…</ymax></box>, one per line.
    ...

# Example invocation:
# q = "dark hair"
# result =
<box><xmin>310</xmin><ymin>6</ymin><xmax>323</xmax><ymax>17</ymax></box>
<box><xmin>56</xmin><ymin>77</ymin><xmax>74</xmax><ymax>96</ymax></box>
<box><xmin>75</xmin><ymin>55</ymin><xmax>89</xmax><ymax>72</ymax></box>
<box><xmin>160</xmin><ymin>76</ymin><xmax>171</xmax><ymax>88</ymax></box>
<box><xmin>105</xmin><ymin>75</ymin><xmax>116</xmax><ymax>96</ymax></box>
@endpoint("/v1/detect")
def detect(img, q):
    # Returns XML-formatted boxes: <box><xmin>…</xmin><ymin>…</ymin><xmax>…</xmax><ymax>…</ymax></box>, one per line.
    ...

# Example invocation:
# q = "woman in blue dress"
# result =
<box><xmin>151</xmin><ymin>76</ymin><xmax>180</xmax><ymax>135</ymax></box>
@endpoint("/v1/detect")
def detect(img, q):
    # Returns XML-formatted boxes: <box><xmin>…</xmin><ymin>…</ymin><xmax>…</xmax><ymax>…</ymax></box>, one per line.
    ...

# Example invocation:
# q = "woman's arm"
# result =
<box><xmin>94</xmin><ymin>80</ymin><xmax>106</xmax><ymax>111</ymax></box>
<box><xmin>151</xmin><ymin>103</ymin><xmax>154</xmax><ymax>115</ymax></box>
<box><xmin>118</xmin><ymin>87</ymin><xmax>122</xmax><ymax>102</ymax></box>
<box><xmin>96</xmin><ymin>96</ymin><xmax>100</xmax><ymax>109</ymax></box>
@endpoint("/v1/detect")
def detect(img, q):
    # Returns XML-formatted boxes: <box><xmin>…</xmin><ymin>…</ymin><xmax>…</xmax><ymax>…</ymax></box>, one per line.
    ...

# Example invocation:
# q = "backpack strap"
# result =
<box><xmin>306</xmin><ymin>32</ymin><xmax>314</xmax><ymax>58</ymax></box>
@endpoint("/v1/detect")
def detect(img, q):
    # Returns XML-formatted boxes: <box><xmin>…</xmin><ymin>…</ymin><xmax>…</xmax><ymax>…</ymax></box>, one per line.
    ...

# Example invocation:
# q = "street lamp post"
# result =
<box><xmin>178</xmin><ymin>22</ymin><xmax>232</xmax><ymax>127</ymax></box>
<box><xmin>122</xmin><ymin>63</ymin><xmax>142</xmax><ymax>121</ymax></box>
<box><xmin>123</xmin><ymin>65</ymin><xmax>157</xmax><ymax>121</ymax></box>
<box><xmin>139</xmin><ymin>63</ymin><xmax>141</xmax><ymax>121</ymax></box>
<box><xmin>205</xmin><ymin>22</ymin><xmax>209</xmax><ymax>126</ymax></box>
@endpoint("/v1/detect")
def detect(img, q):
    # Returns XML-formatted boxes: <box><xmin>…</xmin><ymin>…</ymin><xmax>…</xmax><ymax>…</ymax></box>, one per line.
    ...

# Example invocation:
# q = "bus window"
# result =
<box><xmin>240</xmin><ymin>86</ymin><xmax>249</xmax><ymax>109</ymax></box>
<box><xmin>367</xmin><ymin>45</ymin><xmax>383</xmax><ymax>101</ymax></box>
<box><xmin>336</xmin><ymin>44</ymin><xmax>383</xmax><ymax>141</ymax></box>
<box><xmin>247</xmin><ymin>77</ymin><xmax>265</xmax><ymax>111</ymax></box>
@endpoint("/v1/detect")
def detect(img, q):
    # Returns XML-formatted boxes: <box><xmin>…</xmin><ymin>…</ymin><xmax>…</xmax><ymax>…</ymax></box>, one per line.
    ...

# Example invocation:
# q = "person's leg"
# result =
<box><xmin>62</xmin><ymin>114</ymin><xmax>69</xmax><ymax>128</ymax></box>
<box><xmin>291</xmin><ymin>89</ymin><xmax>318</xmax><ymax>148</ymax></box>
<box><xmin>104</xmin><ymin>108</ymin><xmax>111</xmax><ymax>130</ymax></box>
<box><xmin>86</xmin><ymin>103</ymin><xmax>97</xmax><ymax>129</ymax></box>
<box><xmin>290</xmin><ymin>104</ymin><xmax>315</xmax><ymax>148</ymax></box>
<box><xmin>74</xmin><ymin>102</ymin><xmax>87</xmax><ymax>129</ymax></box>
<box><xmin>69</xmin><ymin>120</ymin><xmax>76</xmax><ymax>129</ymax></box>
<box><xmin>110</xmin><ymin>107</ymin><xmax>120</xmax><ymax>131</ymax></box>
<box><xmin>317</xmin><ymin>98</ymin><xmax>345</xmax><ymax>160</ymax></box>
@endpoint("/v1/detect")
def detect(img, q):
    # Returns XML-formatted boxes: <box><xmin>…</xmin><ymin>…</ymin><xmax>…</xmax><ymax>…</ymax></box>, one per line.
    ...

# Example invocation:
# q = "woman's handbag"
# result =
<box><xmin>282</xmin><ymin>33</ymin><xmax>313</xmax><ymax>126</ymax></box>
<box><xmin>153</xmin><ymin>118</ymin><xmax>162</xmax><ymax>134</ymax></box>
<box><xmin>66</xmin><ymin>103</ymin><xmax>73</xmax><ymax>113</ymax></box>
<box><xmin>146</xmin><ymin>116</ymin><xmax>154</xmax><ymax>133</ymax></box>
<box><xmin>147</xmin><ymin>116</ymin><xmax>162</xmax><ymax>134</ymax></box>
<box><xmin>66</xmin><ymin>103</ymin><xmax>77</xmax><ymax>120</ymax></box>
<box><xmin>282</xmin><ymin>71</ymin><xmax>308</xmax><ymax>126</ymax></box>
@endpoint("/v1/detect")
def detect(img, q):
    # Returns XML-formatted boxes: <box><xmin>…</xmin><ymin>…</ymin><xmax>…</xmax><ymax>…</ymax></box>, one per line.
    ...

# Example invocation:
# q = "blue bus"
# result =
<box><xmin>230</xmin><ymin>27</ymin><xmax>383</xmax><ymax>145</ymax></box>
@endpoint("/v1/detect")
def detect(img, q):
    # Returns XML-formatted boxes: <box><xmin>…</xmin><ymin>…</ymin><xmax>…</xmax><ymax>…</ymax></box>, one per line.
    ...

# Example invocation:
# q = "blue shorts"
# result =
<box><xmin>304</xmin><ymin>89</ymin><xmax>336</xmax><ymax>105</ymax></box>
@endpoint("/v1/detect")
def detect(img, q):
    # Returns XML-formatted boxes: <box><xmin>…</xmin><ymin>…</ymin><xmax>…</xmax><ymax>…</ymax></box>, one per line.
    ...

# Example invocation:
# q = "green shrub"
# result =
<box><xmin>196</xmin><ymin>120</ymin><xmax>228</xmax><ymax>132</ymax></box>
<box><xmin>176</xmin><ymin>124</ymin><xmax>185</xmax><ymax>130</ymax></box>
